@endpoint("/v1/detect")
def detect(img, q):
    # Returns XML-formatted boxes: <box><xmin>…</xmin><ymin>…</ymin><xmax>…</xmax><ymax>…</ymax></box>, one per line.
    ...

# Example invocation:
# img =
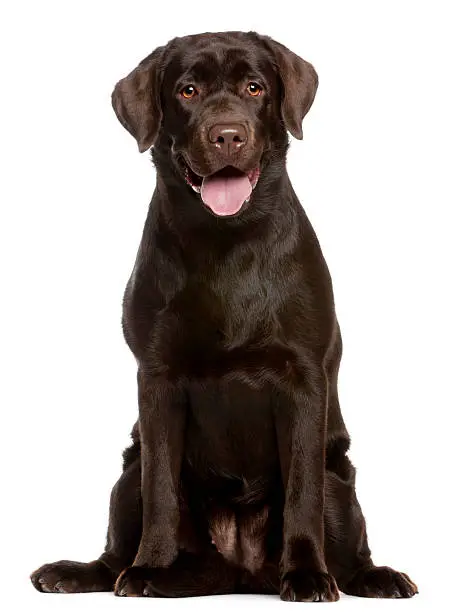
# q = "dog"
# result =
<box><xmin>31</xmin><ymin>31</ymin><xmax>418</xmax><ymax>601</ymax></box>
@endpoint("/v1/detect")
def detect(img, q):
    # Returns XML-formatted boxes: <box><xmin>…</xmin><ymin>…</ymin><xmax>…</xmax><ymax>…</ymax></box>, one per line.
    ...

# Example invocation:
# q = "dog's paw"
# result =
<box><xmin>115</xmin><ymin>566</ymin><xmax>155</xmax><ymax>597</ymax></box>
<box><xmin>31</xmin><ymin>560</ymin><xmax>114</xmax><ymax>593</ymax></box>
<box><xmin>280</xmin><ymin>570</ymin><xmax>340</xmax><ymax>602</ymax></box>
<box><xmin>343</xmin><ymin>565</ymin><xmax>418</xmax><ymax>598</ymax></box>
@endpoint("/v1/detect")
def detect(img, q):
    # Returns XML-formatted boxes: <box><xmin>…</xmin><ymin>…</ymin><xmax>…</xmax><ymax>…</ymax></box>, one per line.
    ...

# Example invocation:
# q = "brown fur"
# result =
<box><xmin>30</xmin><ymin>32</ymin><xmax>417</xmax><ymax>602</ymax></box>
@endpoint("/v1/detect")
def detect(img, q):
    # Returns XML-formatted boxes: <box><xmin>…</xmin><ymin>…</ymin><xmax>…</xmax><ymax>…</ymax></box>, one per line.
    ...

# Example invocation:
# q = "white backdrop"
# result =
<box><xmin>1</xmin><ymin>1</ymin><xmax>464</xmax><ymax>610</ymax></box>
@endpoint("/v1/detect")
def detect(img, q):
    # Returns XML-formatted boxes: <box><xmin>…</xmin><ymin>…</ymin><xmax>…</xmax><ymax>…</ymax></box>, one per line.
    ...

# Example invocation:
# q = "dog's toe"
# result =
<box><xmin>115</xmin><ymin>566</ymin><xmax>153</xmax><ymax>597</ymax></box>
<box><xmin>280</xmin><ymin>570</ymin><xmax>340</xmax><ymax>602</ymax></box>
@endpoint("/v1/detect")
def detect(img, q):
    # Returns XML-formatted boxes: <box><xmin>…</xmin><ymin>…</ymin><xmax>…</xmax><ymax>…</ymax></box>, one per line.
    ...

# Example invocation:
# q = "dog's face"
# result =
<box><xmin>112</xmin><ymin>32</ymin><xmax>318</xmax><ymax>217</ymax></box>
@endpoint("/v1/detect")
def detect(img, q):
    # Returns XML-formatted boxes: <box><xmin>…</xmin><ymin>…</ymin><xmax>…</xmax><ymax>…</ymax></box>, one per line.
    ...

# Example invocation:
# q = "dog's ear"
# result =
<box><xmin>260</xmin><ymin>37</ymin><xmax>318</xmax><ymax>140</ymax></box>
<box><xmin>112</xmin><ymin>47</ymin><xmax>164</xmax><ymax>152</ymax></box>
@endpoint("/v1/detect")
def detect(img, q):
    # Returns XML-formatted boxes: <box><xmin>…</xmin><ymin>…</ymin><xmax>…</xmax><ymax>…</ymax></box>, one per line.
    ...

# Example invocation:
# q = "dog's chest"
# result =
<box><xmin>154</xmin><ymin>270</ymin><xmax>297</xmax><ymax>381</ymax></box>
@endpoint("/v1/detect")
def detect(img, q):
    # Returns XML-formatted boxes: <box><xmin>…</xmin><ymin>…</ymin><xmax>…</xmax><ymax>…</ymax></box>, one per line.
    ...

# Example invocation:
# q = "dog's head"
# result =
<box><xmin>112</xmin><ymin>32</ymin><xmax>318</xmax><ymax>217</ymax></box>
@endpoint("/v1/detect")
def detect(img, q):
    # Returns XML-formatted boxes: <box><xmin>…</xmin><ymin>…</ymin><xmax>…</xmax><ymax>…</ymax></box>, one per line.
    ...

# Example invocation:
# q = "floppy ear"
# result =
<box><xmin>111</xmin><ymin>47</ymin><xmax>164</xmax><ymax>152</ymax></box>
<box><xmin>260</xmin><ymin>37</ymin><xmax>318</xmax><ymax>140</ymax></box>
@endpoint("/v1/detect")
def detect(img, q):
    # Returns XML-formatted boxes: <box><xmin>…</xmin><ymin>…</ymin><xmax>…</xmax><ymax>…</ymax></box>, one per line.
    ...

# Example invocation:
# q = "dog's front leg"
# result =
<box><xmin>115</xmin><ymin>372</ymin><xmax>186</xmax><ymax>596</ymax></box>
<box><xmin>274</xmin><ymin>368</ymin><xmax>339</xmax><ymax>602</ymax></box>
<box><xmin>135</xmin><ymin>373</ymin><xmax>186</xmax><ymax>567</ymax></box>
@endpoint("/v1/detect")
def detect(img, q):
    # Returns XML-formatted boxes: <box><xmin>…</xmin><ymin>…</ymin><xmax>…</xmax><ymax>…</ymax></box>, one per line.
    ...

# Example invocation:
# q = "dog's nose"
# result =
<box><xmin>208</xmin><ymin>124</ymin><xmax>247</xmax><ymax>156</ymax></box>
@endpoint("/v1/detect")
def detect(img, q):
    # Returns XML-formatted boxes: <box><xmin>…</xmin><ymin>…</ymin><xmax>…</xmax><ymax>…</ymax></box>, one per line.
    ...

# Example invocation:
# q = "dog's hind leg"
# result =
<box><xmin>31</xmin><ymin>436</ymin><xmax>142</xmax><ymax>594</ymax></box>
<box><xmin>324</xmin><ymin>438</ymin><xmax>418</xmax><ymax>598</ymax></box>
<box><xmin>323</xmin><ymin>328</ymin><xmax>417</xmax><ymax>599</ymax></box>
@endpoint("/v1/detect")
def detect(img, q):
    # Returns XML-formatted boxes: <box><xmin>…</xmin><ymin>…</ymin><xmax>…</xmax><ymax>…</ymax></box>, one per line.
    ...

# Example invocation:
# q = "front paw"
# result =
<box><xmin>115</xmin><ymin>566</ymin><xmax>154</xmax><ymax>597</ymax></box>
<box><xmin>281</xmin><ymin>570</ymin><xmax>340</xmax><ymax>602</ymax></box>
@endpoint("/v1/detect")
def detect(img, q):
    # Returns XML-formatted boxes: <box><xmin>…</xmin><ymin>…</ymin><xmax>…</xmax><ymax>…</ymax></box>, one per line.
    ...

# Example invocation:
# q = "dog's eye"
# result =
<box><xmin>246</xmin><ymin>82</ymin><xmax>262</xmax><ymax>96</ymax></box>
<box><xmin>181</xmin><ymin>85</ymin><xmax>198</xmax><ymax>99</ymax></box>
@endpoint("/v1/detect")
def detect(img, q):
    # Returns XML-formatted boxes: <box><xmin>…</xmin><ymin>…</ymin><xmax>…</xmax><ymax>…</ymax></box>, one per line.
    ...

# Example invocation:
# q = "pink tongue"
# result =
<box><xmin>201</xmin><ymin>171</ymin><xmax>252</xmax><ymax>216</ymax></box>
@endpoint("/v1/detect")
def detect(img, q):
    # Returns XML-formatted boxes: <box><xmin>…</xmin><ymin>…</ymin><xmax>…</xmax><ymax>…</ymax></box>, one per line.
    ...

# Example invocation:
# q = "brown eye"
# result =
<box><xmin>246</xmin><ymin>82</ymin><xmax>262</xmax><ymax>96</ymax></box>
<box><xmin>181</xmin><ymin>85</ymin><xmax>198</xmax><ymax>99</ymax></box>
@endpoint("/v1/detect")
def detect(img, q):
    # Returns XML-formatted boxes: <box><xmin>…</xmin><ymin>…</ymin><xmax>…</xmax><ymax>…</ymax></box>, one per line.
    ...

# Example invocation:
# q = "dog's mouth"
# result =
<box><xmin>183</xmin><ymin>163</ymin><xmax>260</xmax><ymax>217</ymax></box>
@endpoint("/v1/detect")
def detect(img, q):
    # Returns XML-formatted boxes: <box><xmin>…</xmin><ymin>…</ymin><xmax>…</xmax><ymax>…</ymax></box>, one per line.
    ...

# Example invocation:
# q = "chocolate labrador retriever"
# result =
<box><xmin>31</xmin><ymin>32</ymin><xmax>417</xmax><ymax>601</ymax></box>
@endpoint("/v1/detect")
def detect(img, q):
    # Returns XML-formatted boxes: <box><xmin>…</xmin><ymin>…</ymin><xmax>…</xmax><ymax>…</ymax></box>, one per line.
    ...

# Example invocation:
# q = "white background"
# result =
<box><xmin>1</xmin><ymin>1</ymin><xmax>464</xmax><ymax>610</ymax></box>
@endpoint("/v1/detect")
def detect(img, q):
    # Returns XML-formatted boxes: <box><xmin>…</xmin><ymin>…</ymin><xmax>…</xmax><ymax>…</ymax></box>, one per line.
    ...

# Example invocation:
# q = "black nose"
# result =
<box><xmin>208</xmin><ymin>123</ymin><xmax>248</xmax><ymax>156</ymax></box>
